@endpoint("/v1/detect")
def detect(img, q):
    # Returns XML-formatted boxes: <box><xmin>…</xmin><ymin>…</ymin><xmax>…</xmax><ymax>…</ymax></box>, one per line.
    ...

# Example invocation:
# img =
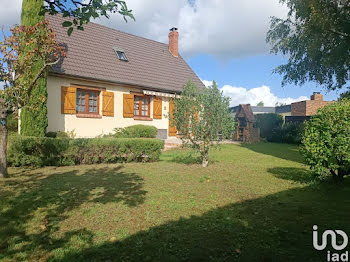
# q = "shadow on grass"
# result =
<box><xmin>0</xmin><ymin>166</ymin><xmax>146</xmax><ymax>261</ymax></box>
<box><xmin>242</xmin><ymin>143</ymin><xmax>304</xmax><ymax>163</ymax></box>
<box><xmin>268</xmin><ymin>167</ymin><xmax>315</xmax><ymax>184</ymax></box>
<box><xmin>52</xmin><ymin>178</ymin><xmax>350</xmax><ymax>261</ymax></box>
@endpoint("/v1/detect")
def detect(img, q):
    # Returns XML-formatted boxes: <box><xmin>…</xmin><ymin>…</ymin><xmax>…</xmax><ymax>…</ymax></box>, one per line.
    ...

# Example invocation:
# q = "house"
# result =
<box><xmin>290</xmin><ymin>92</ymin><xmax>332</xmax><ymax>116</ymax></box>
<box><xmin>230</xmin><ymin>92</ymin><xmax>332</xmax><ymax>121</ymax></box>
<box><xmin>233</xmin><ymin>104</ymin><xmax>260</xmax><ymax>143</ymax></box>
<box><xmin>41</xmin><ymin>15</ymin><xmax>204</xmax><ymax>138</ymax></box>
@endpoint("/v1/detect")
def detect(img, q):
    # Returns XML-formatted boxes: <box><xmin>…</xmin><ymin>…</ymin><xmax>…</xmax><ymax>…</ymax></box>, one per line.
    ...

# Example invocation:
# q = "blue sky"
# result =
<box><xmin>0</xmin><ymin>0</ymin><xmax>345</xmax><ymax>106</ymax></box>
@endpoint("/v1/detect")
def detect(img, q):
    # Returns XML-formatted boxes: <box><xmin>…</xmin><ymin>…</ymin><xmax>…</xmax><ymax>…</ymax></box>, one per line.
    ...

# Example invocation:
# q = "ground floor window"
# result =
<box><xmin>134</xmin><ymin>96</ymin><xmax>150</xmax><ymax>117</ymax></box>
<box><xmin>76</xmin><ymin>89</ymin><xmax>99</xmax><ymax>114</ymax></box>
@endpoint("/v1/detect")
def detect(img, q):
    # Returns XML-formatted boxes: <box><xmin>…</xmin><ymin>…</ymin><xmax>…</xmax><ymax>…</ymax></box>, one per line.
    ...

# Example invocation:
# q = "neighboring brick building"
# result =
<box><xmin>291</xmin><ymin>92</ymin><xmax>333</xmax><ymax>116</ymax></box>
<box><xmin>233</xmin><ymin>104</ymin><xmax>260</xmax><ymax>143</ymax></box>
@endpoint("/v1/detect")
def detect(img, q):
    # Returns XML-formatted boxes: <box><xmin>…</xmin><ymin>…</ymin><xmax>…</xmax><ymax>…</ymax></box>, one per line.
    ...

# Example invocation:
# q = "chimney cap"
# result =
<box><xmin>169</xmin><ymin>27</ymin><xmax>178</xmax><ymax>32</ymax></box>
<box><xmin>313</xmin><ymin>91</ymin><xmax>321</xmax><ymax>95</ymax></box>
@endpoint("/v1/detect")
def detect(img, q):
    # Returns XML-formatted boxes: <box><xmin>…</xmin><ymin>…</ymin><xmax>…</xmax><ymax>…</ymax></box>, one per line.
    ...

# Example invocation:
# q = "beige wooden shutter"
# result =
<box><xmin>153</xmin><ymin>97</ymin><xmax>162</xmax><ymax>119</ymax></box>
<box><xmin>123</xmin><ymin>94</ymin><xmax>134</xmax><ymax>118</ymax></box>
<box><xmin>61</xmin><ymin>86</ymin><xmax>76</xmax><ymax>114</ymax></box>
<box><xmin>102</xmin><ymin>91</ymin><xmax>114</xmax><ymax>116</ymax></box>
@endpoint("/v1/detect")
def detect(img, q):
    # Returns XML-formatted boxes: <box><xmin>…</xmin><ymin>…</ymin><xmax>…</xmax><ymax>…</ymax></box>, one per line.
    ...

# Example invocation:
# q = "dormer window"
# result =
<box><xmin>113</xmin><ymin>47</ymin><xmax>128</xmax><ymax>61</ymax></box>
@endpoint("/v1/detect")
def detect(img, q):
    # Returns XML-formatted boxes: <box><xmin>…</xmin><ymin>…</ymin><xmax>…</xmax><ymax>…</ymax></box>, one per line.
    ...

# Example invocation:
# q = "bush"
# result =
<box><xmin>112</xmin><ymin>125</ymin><xmax>158</xmax><ymax>138</ymax></box>
<box><xmin>300</xmin><ymin>100</ymin><xmax>350</xmax><ymax>180</ymax></box>
<box><xmin>255</xmin><ymin>113</ymin><xmax>283</xmax><ymax>142</ymax></box>
<box><xmin>7</xmin><ymin>137</ymin><xmax>164</xmax><ymax>167</ymax></box>
<box><xmin>279</xmin><ymin>122</ymin><xmax>305</xmax><ymax>144</ymax></box>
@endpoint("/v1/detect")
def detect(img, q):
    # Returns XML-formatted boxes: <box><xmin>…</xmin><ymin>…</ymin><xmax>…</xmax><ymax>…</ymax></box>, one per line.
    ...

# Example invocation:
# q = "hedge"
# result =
<box><xmin>112</xmin><ymin>125</ymin><xmax>158</xmax><ymax>138</ymax></box>
<box><xmin>7</xmin><ymin>137</ymin><xmax>164</xmax><ymax>167</ymax></box>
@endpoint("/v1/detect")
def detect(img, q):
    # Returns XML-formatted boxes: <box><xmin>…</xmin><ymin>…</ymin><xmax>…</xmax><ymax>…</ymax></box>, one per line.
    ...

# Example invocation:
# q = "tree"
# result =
<box><xmin>256</xmin><ymin>101</ymin><xmax>264</xmax><ymax>107</ymax></box>
<box><xmin>20</xmin><ymin>0</ymin><xmax>48</xmax><ymax>137</ymax></box>
<box><xmin>0</xmin><ymin>21</ymin><xmax>66</xmax><ymax>178</ymax></box>
<box><xmin>44</xmin><ymin>0</ymin><xmax>134</xmax><ymax>36</ymax></box>
<box><xmin>170</xmin><ymin>81</ymin><xmax>235</xmax><ymax>167</ymax></box>
<box><xmin>267</xmin><ymin>0</ymin><xmax>350</xmax><ymax>91</ymax></box>
<box><xmin>300</xmin><ymin>99</ymin><xmax>350</xmax><ymax>181</ymax></box>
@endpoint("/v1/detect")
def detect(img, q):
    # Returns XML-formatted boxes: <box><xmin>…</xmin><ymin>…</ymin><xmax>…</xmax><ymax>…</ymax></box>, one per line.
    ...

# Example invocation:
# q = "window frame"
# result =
<box><xmin>76</xmin><ymin>89</ymin><xmax>100</xmax><ymax>116</ymax></box>
<box><xmin>133</xmin><ymin>95</ymin><xmax>151</xmax><ymax>118</ymax></box>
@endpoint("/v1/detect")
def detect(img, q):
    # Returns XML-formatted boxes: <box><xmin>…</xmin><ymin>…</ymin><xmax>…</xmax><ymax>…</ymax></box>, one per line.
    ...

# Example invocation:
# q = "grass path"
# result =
<box><xmin>0</xmin><ymin>143</ymin><xmax>349</xmax><ymax>261</ymax></box>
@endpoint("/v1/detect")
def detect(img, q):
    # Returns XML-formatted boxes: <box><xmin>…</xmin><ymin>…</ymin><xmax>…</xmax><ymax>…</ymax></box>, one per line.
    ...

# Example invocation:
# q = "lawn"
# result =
<box><xmin>1</xmin><ymin>143</ymin><xmax>349</xmax><ymax>261</ymax></box>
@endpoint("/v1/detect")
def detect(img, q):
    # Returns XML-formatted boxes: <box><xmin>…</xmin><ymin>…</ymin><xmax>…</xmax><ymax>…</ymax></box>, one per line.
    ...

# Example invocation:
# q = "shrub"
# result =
<box><xmin>7</xmin><ymin>136</ymin><xmax>164</xmax><ymax>167</ymax></box>
<box><xmin>280</xmin><ymin>122</ymin><xmax>305</xmax><ymax>144</ymax></box>
<box><xmin>255</xmin><ymin>113</ymin><xmax>283</xmax><ymax>142</ymax></box>
<box><xmin>7</xmin><ymin>136</ymin><xmax>70</xmax><ymax>167</ymax></box>
<box><xmin>113</xmin><ymin>125</ymin><xmax>158</xmax><ymax>138</ymax></box>
<box><xmin>300</xmin><ymin>100</ymin><xmax>350</xmax><ymax>180</ymax></box>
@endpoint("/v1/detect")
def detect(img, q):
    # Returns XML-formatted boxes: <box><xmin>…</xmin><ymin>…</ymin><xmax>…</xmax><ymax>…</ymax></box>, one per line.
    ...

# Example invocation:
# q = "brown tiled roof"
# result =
<box><xmin>47</xmin><ymin>15</ymin><xmax>204</xmax><ymax>93</ymax></box>
<box><xmin>235</xmin><ymin>104</ymin><xmax>256</xmax><ymax>122</ymax></box>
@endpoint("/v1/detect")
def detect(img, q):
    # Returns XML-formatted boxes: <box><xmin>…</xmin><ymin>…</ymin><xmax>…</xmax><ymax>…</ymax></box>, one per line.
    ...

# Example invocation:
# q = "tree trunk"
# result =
<box><xmin>201</xmin><ymin>147</ymin><xmax>209</xmax><ymax>168</ymax></box>
<box><xmin>0</xmin><ymin>112</ymin><xmax>8</xmax><ymax>178</ymax></box>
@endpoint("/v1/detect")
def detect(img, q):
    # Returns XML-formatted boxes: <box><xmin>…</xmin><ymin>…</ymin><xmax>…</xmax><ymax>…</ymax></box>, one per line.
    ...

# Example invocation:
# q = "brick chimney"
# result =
<box><xmin>169</xmin><ymin>27</ymin><xmax>179</xmax><ymax>57</ymax></box>
<box><xmin>310</xmin><ymin>92</ymin><xmax>323</xmax><ymax>101</ymax></box>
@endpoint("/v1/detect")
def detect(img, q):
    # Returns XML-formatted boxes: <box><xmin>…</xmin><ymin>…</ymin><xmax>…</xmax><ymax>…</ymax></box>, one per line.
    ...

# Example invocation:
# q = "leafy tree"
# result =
<box><xmin>0</xmin><ymin>21</ymin><xmax>66</xmax><ymax>178</ymax></box>
<box><xmin>170</xmin><ymin>81</ymin><xmax>235</xmax><ymax>167</ymax></box>
<box><xmin>300</xmin><ymin>99</ymin><xmax>350</xmax><ymax>181</ymax></box>
<box><xmin>20</xmin><ymin>0</ymin><xmax>48</xmax><ymax>137</ymax></box>
<box><xmin>256</xmin><ymin>101</ymin><xmax>264</xmax><ymax>107</ymax></box>
<box><xmin>44</xmin><ymin>0</ymin><xmax>135</xmax><ymax>36</ymax></box>
<box><xmin>267</xmin><ymin>0</ymin><xmax>350</xmax><ymax>91</ymax></box>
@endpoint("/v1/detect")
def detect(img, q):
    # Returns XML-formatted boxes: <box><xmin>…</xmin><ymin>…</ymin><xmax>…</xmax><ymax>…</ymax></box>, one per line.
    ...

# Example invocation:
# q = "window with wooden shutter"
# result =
<box><xmin>102</xmin><ymin>91</ymin><xmax>114</xmax><ymax>116</ymax></box>
<box><xmin>61</xmin><ymin>86</ymin><xmax>76</xmax><ymax>114</ymax></box>
<box><xmin>153</xmin><ymin>97</ymin><xmax>162</xmax><ymax>119</ymax></box>
<box><xmin>123</xmin><ymin>94</ymin><xmax>134</xmax><ymax>118</ymax></box>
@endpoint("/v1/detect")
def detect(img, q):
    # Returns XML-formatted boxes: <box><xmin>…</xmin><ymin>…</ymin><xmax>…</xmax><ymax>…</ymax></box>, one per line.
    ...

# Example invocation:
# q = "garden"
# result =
<box><xmin>1</xmin><ymin>143</ymin><xmax>350</xmax><ymax>261</ymax></box>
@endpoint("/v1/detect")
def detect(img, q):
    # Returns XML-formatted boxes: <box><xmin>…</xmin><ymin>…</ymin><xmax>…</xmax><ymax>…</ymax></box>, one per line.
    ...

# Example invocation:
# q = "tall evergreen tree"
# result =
<box><xmin>20</xmin><ymin>0</ymin><xmax>48</xmax><ymax>136</ymax></box>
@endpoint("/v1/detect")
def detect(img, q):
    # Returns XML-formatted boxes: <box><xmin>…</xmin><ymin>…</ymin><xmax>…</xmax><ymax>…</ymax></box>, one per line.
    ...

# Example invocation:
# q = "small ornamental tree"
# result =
<box><xmin>300</xmin><ymin>99</ymin><xmax>350</xmax><ymax>181</ymax></box>
<box><xmin>170</xmin><ymin>81</ymin><xmax>235</xmax><ymax>167</ymax></box>
<box><xmin>0</xmin><ymin>21</ymin><xmax>66</xmax><ymax>178</ymax></box>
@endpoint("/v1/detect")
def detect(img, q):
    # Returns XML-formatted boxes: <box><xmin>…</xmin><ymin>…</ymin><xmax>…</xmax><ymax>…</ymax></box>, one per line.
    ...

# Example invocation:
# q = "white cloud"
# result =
<box><xmin>94</xmin><ymin>0</ymin><xmax>288</xmax><ymax>59</ymax></box>
<box><xmin>0</xmin><ymin>0</ymin><xmax>288</xmax><ymax>59</ymax></box>
<box><xmin>0</xmin><ymin>0</ymin><xmax>22</xmax><ymax>28</ymax></box>
<box><xmin>220</xmin><ymin>84</ymin><xmax>308</xmax><ymax>107</ymax></box>
<box><xmin>202</xmin><ymin>80</ymin><xmax>308</xmax><ymax>106</ymax></box>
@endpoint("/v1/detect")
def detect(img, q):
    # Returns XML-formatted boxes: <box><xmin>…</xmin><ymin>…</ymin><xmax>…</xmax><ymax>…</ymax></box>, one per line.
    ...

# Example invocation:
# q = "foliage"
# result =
<box><xmin>256</xmin><ymin>101</ymin><xmax>264</xmax><ymax>106</ymax></box>
<box><xmin>45</xmin><ymin>130</ymin><xmax>76</xmax><ymax>138</ymax></box>
<box><xmin>112</xmin><ymin>125</ymin><xmax>158</xmax><ymax>138</ymax></box>
<box><xmin>267</xmin><ymin>0</ymin><xmax>350</xmax><ymax>91</ymax></box>
<box><xmin>171</xmin><ymin>81</ymin><xmax>235</xmax><ymax>167</ymax></box>
<box><xmin>339</xmin><ymin>90</ymin><xmax>350</xmax><ymax>100</ymax></box>
<box><xmin>255</xmin><ymin>113</ymin><xmax>283</xmax><ymax>141</ymax></box>
<box><xmin>0</xmin><ymin>21</ymin><xmax>65</xmax><ymax>115</ymax></box>
<box><xmin>278</xmin><ymin>122</ymin><xmax>305</xmax><ymax>144</ymax></box>
<box><xmin>44</xmin><ymin>0</ymin><xmax>135</xmax><ymax>36</ymax></box>
<box><xmin>20</xmin><ymin>0</ymin><xmax>48</xmax><ymax>137</ymax></box>
<box><xmin>7</xmin><ymin>113</ymin><xmax>18</xmax><ymax>133</ymax></box>
<box><xmin>300</xmin><ymin>99</ymin><xmax>350</xmax><ymax>180</ymax></box>
<box><xmin>7</xmin><ymin>136</ymin><xmax>164</xmax><ymax>167</ymax></box>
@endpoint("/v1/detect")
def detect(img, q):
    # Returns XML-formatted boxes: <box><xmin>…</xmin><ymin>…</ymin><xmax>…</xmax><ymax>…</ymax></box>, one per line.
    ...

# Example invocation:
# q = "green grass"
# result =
<box><xmin>1</xmin><ymin>143</ymin><xmax>349</xmax><ymax>261</ymax></box>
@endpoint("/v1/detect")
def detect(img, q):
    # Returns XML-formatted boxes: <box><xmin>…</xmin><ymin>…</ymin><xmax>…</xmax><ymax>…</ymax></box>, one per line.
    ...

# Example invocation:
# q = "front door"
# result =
<box><xmin>168</xmin><ymin>100</ymin><xmax>177</xmax><ymax>136</ymax></box>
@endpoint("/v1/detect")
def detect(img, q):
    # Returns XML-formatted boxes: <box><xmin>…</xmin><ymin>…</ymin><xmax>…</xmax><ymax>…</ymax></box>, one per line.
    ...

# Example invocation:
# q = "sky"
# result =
<box><xmin>0</xmin><ymin>0</ymin><xmax>346</xmax><ymax>106</ymax></box>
